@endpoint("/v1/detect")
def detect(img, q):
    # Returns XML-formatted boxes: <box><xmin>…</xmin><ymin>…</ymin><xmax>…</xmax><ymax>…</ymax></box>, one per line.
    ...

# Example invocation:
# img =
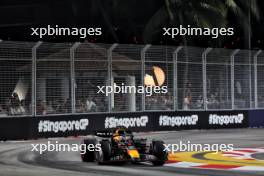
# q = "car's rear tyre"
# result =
<box><xmin>96</xmin><ymin>140</ymin><xmax>111</xmax><ymax>165</ymax></box>
<box><xmin>151</xmin><ymin>141</ymin><xmax>167</xmax><ymax>166</ymax></box>
<box><xmin>81</xmin><ymin>138</ymin><xmax>96</xmax><ymax>162</ymax></box>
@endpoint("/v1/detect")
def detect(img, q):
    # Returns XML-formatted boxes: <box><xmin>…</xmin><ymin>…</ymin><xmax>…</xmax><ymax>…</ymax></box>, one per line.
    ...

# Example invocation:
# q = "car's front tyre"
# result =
<box><xmin>81</xmin><ymin>138</ymin><xmax>96</xmax><ymax>162</ymax></box>
<box><xmin>150</xmin><ymin>141</ymin><xmax>168</xmax><ymax>166</ymax></box>
<box><xmin>96</xmin><ymin>140</ymin><xmax>112</xmax><ymax>165</ymax></box>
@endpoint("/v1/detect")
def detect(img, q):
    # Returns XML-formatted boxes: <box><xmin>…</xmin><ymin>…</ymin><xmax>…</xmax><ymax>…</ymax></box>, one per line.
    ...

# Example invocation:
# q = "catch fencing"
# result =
<box><xmin>0</xmin><ymin>41</ymin><xmax>263</xmax><ymax>117</ymax></box>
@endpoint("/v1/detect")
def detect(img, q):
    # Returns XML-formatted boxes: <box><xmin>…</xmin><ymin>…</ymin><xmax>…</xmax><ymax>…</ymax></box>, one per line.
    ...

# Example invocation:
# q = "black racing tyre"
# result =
<box><xmin>81</xmin><ymin>138</ymin><xmax>96</xmax><ymax>162</ymax></box>
<box><xmin>96</xmin><ymin>140</ymin><xmax>112</xmax><ymax>165</ymax></box>
<box><xmin>151</xmin><ymin>141</ymin><xmax>168</xmax><ymax>166</ymax></box>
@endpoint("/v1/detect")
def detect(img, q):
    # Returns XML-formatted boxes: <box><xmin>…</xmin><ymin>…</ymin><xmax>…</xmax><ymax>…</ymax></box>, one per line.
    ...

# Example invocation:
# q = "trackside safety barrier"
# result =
<box><xmin>0</xmin><ymin>110</ymin><xmax>250</xmax><ymax>140</ymax></box>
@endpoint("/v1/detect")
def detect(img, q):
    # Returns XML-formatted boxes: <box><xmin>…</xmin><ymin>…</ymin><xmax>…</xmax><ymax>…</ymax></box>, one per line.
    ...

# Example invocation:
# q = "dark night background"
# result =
<box><xmin>0</xmin><ymin>0</ymin><xmax>263</xmax><ymax>49</ymax></box>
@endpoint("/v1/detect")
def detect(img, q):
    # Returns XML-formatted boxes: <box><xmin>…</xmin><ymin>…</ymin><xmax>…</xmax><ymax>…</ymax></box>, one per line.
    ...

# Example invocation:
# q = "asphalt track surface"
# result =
<box><xmin>0</xmin><ymin>128</ymin><xmax>263</xmax><ymax>176</ymax></box>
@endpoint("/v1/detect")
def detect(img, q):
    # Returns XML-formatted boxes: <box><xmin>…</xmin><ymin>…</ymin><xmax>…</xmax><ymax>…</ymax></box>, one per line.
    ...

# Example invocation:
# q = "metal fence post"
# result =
<box><xmin>202</xmin><ymin>48</ymin><xmax>212</xmax><ymax>110</ymax></box>
<box><xmin>107</xmin><ymin>44</ymin><xmax>118</xmax><ymax>112</ymax></box>
<box><xmin>141</xmin><ymin>45</ymin><xmax>151</xmax><ymax>111</ymax></box>
<box><xmin>32</xmin><ymin>41</ymin><xmax>42</xmax><ymax>116</ymax></box>
<box><xmin>173</xmin><ymin>46</ymin><xmax>183</xmax><ymax>111</ymax></box>
<box><xmin>254</xmin><ymin>50</ymin><xmax>262</xmax><ymax>109</ymax></box>
<box><xmin>249</xmin><ymin>51</ymin><xmax>252</xmax><ymax>109</ymax></box>
<box><xmin>70</xmin><ymin>42</ymin><xmax>80</xmax><ymax>114</ymax></box>
<box><xmin>231</xmin><ymin>49</ymin><xmax>240</xmax><ymax>110</ymax></box>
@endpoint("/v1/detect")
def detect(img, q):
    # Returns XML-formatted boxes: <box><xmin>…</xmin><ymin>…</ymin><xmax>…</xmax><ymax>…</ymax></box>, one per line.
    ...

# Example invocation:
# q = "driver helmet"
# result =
<box><xmin>113</xmin><ymin>129</ymin><xmax>126</xmax><ymax>143</ymax></box>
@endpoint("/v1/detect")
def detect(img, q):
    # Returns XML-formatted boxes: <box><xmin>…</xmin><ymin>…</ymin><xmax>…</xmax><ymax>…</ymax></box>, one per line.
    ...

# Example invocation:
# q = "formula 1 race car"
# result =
<box><xmin>80</xmin><ymin>127</ymin><xmax>168</xmax><ymax>166</ymax></box>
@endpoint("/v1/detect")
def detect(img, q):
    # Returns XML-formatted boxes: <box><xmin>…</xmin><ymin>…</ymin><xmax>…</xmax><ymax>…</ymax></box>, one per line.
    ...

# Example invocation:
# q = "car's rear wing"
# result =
<box><xmin>94</xmin><ymin>130</ymin><xmax>113</xmax><ymax>138</ymax></box>
<box><xmin>94</xmin><ymin>127</ymin><xmax>133</xmax><ymax>137</ymax></box>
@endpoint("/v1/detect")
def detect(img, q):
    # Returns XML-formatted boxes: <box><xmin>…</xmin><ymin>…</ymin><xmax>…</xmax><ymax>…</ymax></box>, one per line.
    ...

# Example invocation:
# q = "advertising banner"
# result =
<box><xmin>248</xmin><ymin>110</ymin><xmax>264</xmax><ymax>127</ymax></box>
<box><xmin>0</xmin><ymin>110</ymin><xmax>249</xmax><ymax>140</ymax></box>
